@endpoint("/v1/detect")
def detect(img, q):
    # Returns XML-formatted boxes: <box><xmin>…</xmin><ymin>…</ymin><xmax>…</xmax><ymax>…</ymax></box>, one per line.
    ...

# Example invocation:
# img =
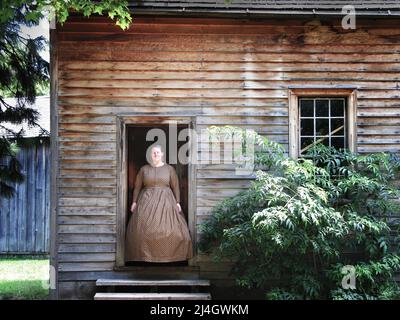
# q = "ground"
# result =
<box><xmin>0</xmin><ymin>255</ymin><xmax>49</xmax><ymax>300</ymax></box>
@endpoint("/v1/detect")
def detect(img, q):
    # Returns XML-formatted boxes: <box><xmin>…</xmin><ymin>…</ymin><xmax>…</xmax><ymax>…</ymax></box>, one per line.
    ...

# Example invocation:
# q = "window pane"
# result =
<box><xmin>300</xmin><ymin>119</ymin><xmax>314</xmax><ymax>136</ymax></box>
<box><xmin>331</xmin><ymin>137</ymin><xmax>345</xmax><ymax>150</ymax></box>
<box><xmin>316</xmin><ymin>100</ymin><xmax>329</xmax><ymax>117</ymax></box>
<box><xmin>298</xmin><ymin>97</ymin><xmax>348</xmax><ymax>157</ymax></box>
<box><xmin>331</xmin><ymin>99</ymin><xmax>345</xmax><ymax>116</ymax></box>
<box><xmin>301</xmin><ymin>137</ymin><xmax>314</xmax><ymax>153</ymax></box>
<box><xmin>316</xmin><ymin>119</ymin><xmax>329</xmax><ymax>135</ymax></box>
<box><xmin>316</xmin><ymin>137</ymin><xmax>329</xmax><ymax>147</ymax></box>
<box><xmin>300</xmin><ymin>100</ymin><xmax>314</xmax><ymax>117</ymax></box>
<box><xmin>331</xmin><ymin>118</ymin><xmax>345</xmax><ymax>135</ymax></box>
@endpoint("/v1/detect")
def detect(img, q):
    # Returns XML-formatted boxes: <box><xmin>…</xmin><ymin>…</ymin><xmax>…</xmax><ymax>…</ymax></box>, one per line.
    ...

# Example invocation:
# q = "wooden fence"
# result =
<box><xmin>0</xmin><ymin>138</ymin><xmax>50</xmax><ymax>254</ymax></box>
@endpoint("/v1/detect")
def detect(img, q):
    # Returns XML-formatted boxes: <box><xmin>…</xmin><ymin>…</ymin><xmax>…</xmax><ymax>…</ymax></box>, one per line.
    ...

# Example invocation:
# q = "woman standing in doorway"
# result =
<box><xmin>125</xmin><ymin>144</ymin><xmax>193</xmax><ymax>262</ymax></box>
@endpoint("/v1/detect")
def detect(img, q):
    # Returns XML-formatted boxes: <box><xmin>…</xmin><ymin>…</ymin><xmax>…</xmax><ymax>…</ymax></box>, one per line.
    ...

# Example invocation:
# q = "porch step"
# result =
<box><xmin>94</xmin><ymin>292</ymin><xmax>211</xmax><ymax>300</ymax></box>
<box><xmin>112</xmin><ymin>266</ymin><xmax>200</xmax><ymax>279</ymax></box>
<box><xmin>94</xmin><ymin>278</ymin><xmax>212</xmax><ymax>300</ymax></box>
<box><xmin>96</xmin><ymin>279</ymin><xmax>210</xmax><ymax>287</ymax></box>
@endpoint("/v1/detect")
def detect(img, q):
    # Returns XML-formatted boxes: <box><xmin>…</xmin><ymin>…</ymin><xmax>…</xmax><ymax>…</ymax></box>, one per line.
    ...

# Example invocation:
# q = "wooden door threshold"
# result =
<box><xmin>114</xmin><ymin>265</ymin><xmax>199</xmax><ymax>272</ymax></box>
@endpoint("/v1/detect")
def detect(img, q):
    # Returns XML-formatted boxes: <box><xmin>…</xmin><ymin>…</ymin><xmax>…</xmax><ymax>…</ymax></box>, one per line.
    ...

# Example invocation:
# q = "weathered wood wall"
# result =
<box><xmin>0</xmin><ymin>139</ymin><xmax>50</xmax><ymax>254</ymax></box>
<box><xmin>55</xmin><ymin>15</ymin><xmax>400</xmax><ymax>298</ymax></box>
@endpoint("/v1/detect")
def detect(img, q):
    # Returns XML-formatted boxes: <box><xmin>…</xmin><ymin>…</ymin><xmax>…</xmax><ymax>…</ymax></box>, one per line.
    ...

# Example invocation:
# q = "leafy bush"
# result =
<box><xmin>199</xmin><ymin>126</ymin><xmax>400</xmax><ymax>300</ymax></box>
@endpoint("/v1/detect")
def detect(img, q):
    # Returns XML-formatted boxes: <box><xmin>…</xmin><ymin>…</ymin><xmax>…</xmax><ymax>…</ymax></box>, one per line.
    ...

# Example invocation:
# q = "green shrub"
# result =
<box><xmin>199</xmin><ymin>126</ymin><xmax>400</xmax><ymax>300</ymax></box>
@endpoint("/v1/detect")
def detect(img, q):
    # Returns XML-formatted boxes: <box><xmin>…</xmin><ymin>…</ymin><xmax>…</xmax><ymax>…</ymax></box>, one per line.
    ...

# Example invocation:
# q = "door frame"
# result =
<box><xmin>115</xmin><ymin>115</ymin><xmax>197</xmax><ymax>267</ymax></box>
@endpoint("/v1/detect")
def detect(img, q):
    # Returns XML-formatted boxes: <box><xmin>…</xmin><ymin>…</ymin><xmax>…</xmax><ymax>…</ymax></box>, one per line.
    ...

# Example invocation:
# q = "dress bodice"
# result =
<box><xmin>132</xmin><ymin>163</ymin><xmax>180</xmax><ymax>203</ymax></box>
<box><xmin>143</xmin><ymin>164</ymin><xmax>170</xmax><ymax>188</ymax></box>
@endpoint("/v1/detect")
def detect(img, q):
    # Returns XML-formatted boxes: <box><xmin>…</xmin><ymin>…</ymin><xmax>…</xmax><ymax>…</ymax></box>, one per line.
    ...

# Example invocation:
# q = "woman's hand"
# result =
<box><xmin>130</xmin><ymin>202</ymin><xmax>137</xmax><ymax>213</ymax></box>
<box><xmin>176</xmin><ymin>203</ymin><xmax>182</xmax><ymax>213</ymax></box>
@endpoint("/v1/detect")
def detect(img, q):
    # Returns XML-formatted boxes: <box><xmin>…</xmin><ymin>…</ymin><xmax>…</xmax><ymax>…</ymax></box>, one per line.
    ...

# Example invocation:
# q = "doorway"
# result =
<box><xmin>127</xmin><ymin>124</ymin><xmax>189</xmax><ymax>223</ymax></box>
<box><xmin>122</xmin><ymin>123</ymin><xmax>191</xmax><ymax>267</ymax></box>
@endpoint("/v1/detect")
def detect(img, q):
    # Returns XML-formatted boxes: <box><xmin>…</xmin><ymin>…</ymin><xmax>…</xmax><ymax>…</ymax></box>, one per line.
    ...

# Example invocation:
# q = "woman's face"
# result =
<box><xmin>151</xmin><ymin>147</ymin><xmax>163</xmax><ymax>164</ymax></box>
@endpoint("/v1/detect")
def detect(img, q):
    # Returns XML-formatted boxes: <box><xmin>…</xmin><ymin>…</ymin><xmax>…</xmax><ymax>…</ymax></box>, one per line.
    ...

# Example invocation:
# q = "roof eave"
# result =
<box><xmin>128</xmin><ymin>8</ymin><xmax>400</xmax><ymax>18</ymax></box>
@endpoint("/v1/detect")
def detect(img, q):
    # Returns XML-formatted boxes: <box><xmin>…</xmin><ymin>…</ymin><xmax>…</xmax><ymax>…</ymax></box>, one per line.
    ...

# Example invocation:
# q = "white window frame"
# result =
<box><xmin>288</xmin><ymin>88</ymin><xmax>357</xmax><ymax>159</ymax></box>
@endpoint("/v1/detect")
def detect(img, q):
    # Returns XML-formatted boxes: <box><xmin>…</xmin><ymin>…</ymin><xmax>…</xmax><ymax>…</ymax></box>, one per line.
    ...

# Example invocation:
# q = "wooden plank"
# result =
<box><xmin>35</xmin><ymin>143</ymin><xmax>45</xmax><ymax>252</ymax></box>
<box><xmin>17</xmin><ymin>148</ymin><xmax>27</xmax><ymax>252</ymax></box>
<box><xmin>26</xmin><ymin>145</ymin><xmax>35</xmax><ymax>253</ymax></box>
<box><xmin>58</xmin><ymin>243</ymin><xmax>116</xmax><ymax>253</ymax></box>
<box><xmin>59</xmin><ymin>105</ymin><xmax>288</xmax><ymax>116</ymax></box>
<box><xmin>58</xmin><ymin>88</ymin><xmax>288</xmax><ymax>98</ymax></box>
<box><xmin>59</xmin><ymin>132</ymin><xmax>116</xmax><ymax>142</ymax></box>
<box><xmin>358</xmin><ymin>137</ymin><xmax>400</xmax><ymax>144</ymax></box>
<box><xmin>358</xmin><ymin>145</ymin><xmax>400</xmax><ymax>153</ymax></box>
<box><xmin>60</xmin><ymin>160</ymin><xmax>116</xmax><ymax>170</ymax></box>
<box><xmin>58</xmin><ymin>262</ymin><xmax>115</xmax><ymax>272</ymax></box>
<box><xmin>58</xmin><ymin>19</ymin><xmax>400</xmax><ymax>34</ymax></box>
<box><xmin>59</xmin><ymin>169</ymin><xmax>116</xmax><ymax>178</ymax></box>
<box><xmin>357</xmin><ymin>100</ymin><xmax>400</xmax><ymax>108</ymax></box>
<box><xmin>60</xmin><ymin>16</ymin><xmax>400</xmax><ymax>28</ymax></box>
<box><xmin>115</xmin><ymin>117</ymin><xmax>127</xmax><ymax>267</ymax></box>
<box><xmin>58</xmin><ymin>253</ymin><xmax>115</xmax><ymax>262</ymax></box>
<box><xmin>59</xmin><ymin>123</ymin><xmax>116</xmax><ymax>133</ymax></box>
<box><xmin>358</xmin><ymin>126</ymin><xmax>400</xmax><ymax>135</ymax></box>
<box><xmin>59</xmin><ymin>70</ymin><xmax>400</xmax><ymax>82</ymax></box>
<box><xmin>196</xmin><ymin>116</ymin><xmax>288</xmax><ymax>125</ymax></box>
<box><xmin>0</xmin><ymin>189</ymin><xmax>10</xmax><ymax>252</ymax></box>
<box><xmin>58</xmin><ymin>61</ymin><xmax>400</xmax><ymax>74</ymax></box>
<box><xmin>60</xmin><ymin>115</ymin><xmax>116</xmax><ymax>124</ymax></box>
<box><xmin>44</xmin><ymin>143</ymin><xmax>51</xmax><ymax>253</ymax></box>
<box><xmin>50</xmin><ymin>25</ymin><xmax>59</xmax><ymax>300</ymax></box>
<box><xmin>58</xmin><ymin>215</ymin><xmax>116</xmax><ymax>226</ymax></box>
<box><xmin>59</xmin><ymin>197</ymin><xmax>116</xmax><ymax>207</ymax></box>
<box><xmin>57</xmin><ymin>269</ymin><xmax>199</xmax><ymax>281</ymax></box>
<box><xmin>59</xmin><ymin>206</ymin><xmax>115</xmax><ymax>215</ymax></box>
<box><xmin>59</xmin><ymin>187</ymin><xmax>117</xmax><ymax>197</ymax></box>
<box><xmin>197</xmin><ymin>188</ymin><xmax>243</xmax><ymax>198</ymax></box>
<box><xmin>58</xmin><ymin>225</ymin><xmax>116</xmax><ymax>234</ymax></box>
<box><xmin>94</xmin><ymin>292</ymin><xmax>211</xmax><ymax>300</ymax></box>
<box><xmin>358</xmin><ymin>118</ymin><xmax>400</xmax><ymax>128</ymax></box>
<box><xmin>58</xmin><ymin>96</ymin><xmax>287</xmax><ymax>106</ymax></box>
<box><xmin>59</xmin><ymin>150</ymin><xmax>117</xmax><ymax>159</ymax></box>
<box><xmin>57</xmin><ymin>40</ymin><xmax>400</xmax><ymax>54</ymax></box>
<box><xmin>59</xmin><ymin>79</ymin><xmax>400</xmax><ymax>90</ymax></box>
<box><xmin>58</xmin><ymin>49</ymin><xmax>400</xmax><ymax>62</ymax></box>
<box><xmin>58</xmin><ymin>23</ymin><xmax>400</xmax><ymax>45</ymax></box>
<box><xmin>60</xmin><ymin>142</ymin><xmax>116</xmax><ymax>151</ymax></box>
<box><xmin>96</xmin><ymin>279</ymin><xmax>210</xmax><ymax>286</ymax></box>
<box><xmin>58</xmin><ymin>234</ymin><xmax>116</xmax><ymax>244</ymax></box>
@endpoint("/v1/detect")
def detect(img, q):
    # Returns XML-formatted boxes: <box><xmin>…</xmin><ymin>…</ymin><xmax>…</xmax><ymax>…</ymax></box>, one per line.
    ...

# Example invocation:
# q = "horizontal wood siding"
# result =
<box><xmin>56</xmin><ymin>16</ymin><xmax>400</xmax><ymax>297</ymax></box>
<box><xmin>0</xmin><ymin>139</ymin><xmax>50</xmax><ymax>254</ymax></box>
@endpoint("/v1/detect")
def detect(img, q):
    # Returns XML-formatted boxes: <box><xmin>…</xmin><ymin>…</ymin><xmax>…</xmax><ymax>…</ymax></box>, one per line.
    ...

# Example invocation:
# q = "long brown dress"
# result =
<box><xmin>125</xmin><ymin>163</ymin><xmax>193</xmax><ymax>262</ymax></box>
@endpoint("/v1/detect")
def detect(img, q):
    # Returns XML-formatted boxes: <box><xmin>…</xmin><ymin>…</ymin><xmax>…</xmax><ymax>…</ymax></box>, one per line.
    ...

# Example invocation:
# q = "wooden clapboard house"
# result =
<box><xmin>50</xmin><ymin>1</ymin><xmax>400</xmax><ymax>299</ymax></box>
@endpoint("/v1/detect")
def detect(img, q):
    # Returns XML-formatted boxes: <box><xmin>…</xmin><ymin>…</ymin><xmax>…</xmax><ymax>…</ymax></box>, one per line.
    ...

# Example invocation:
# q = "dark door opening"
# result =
<box><xmin>125</xmin><ymin>124</ymin><xmax>190</xmax><ymax>266</ymax></box>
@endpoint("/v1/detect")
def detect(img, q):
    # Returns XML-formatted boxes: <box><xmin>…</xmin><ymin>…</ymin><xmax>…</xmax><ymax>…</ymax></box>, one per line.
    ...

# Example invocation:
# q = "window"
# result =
<box><xmin>299</xmin><ymin>98</ymin><xmax>346</xmax><ymax>157</ymax></box>
<box><xmin>288</xmin><ymin>88</ymin><xmax>357</xmax><ymax>159</ymax></box>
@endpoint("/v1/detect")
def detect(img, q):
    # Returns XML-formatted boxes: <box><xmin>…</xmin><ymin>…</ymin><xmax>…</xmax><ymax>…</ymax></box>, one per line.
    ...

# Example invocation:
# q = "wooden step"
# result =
<box><xmin>94</xmin><ymin>292</ymin><xmax>211</xmax><ymax>300</ymax></box>
<box><xmin>96</xmin><ymin>279</ymin><xmax>210</xmax><ymax>287</ymax></box>
<box><xmin>113</xmin><ymin>266</ymin><xmax>200</xmax><ymax>274</ymax></box>
<box><xmin>111</xmin><ymin>266</ymin><xmax>200</xmax><ymax>280</ymax></box>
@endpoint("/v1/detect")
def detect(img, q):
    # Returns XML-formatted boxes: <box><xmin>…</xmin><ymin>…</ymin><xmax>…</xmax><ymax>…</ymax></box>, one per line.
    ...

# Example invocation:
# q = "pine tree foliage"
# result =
<box><xmin>0</xmin><ymin>1</ymin><xmax>132</xmax><ymax>198</ymax></box>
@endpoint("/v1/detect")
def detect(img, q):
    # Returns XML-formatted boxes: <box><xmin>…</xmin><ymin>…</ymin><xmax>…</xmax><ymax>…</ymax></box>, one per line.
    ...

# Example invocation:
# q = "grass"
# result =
<box><xmin>0</xmin><ymin>255</ymin><xmax>49</xmax><ymax>300</ymax></box>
